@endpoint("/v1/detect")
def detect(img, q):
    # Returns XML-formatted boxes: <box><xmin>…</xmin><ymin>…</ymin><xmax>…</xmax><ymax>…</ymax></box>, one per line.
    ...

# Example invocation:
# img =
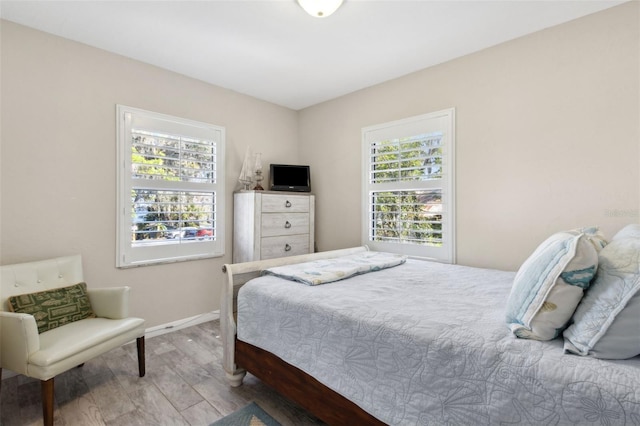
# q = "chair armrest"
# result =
<box><xmin>87</xmin><ymin>286</ymin><xmax>130</xmax><ymax>319</ymax></box>
<box><xmin>0</xmin><ymin>311</ymin><xmax>40</xmax><ymax>375</ymax></box>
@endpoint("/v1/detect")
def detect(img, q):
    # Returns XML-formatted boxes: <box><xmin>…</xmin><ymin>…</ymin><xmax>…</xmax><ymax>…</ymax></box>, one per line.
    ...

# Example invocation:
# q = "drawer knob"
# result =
<box><xmin>284</xmin><ymin>221</ymin><xmax>291</xmax><ymax>229</ymax></box>
<box><xmin>285</xmin><ymin>244</ymin><xmax>292</xmax><ymax>252</ymax></box>
<box><xmin>285</xmin><ymin>200</ymin><xmax>292</xmax><ymax>208</ymax></box>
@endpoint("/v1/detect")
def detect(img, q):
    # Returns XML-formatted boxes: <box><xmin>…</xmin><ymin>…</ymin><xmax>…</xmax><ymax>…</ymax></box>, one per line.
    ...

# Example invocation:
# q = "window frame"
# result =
<box><xmin>116</xmin><ymin>105</ymin><xmax>225</xmax><ymax>268</ymax></box>
<box><xmin>361</xmin><ymin>108</ymin><xmax>455</xmax><ymax>263</ymax></box>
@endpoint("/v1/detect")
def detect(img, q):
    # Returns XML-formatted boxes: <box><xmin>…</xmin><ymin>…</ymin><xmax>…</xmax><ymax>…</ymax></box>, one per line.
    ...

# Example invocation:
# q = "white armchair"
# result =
<box><xmin>0</xmin><ymin>255</ymin><xmax>145</xmax><ymax>426</ymax></box>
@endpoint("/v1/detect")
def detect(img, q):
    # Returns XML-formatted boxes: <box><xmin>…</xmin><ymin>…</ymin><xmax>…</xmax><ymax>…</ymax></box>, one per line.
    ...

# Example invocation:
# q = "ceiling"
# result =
<box><xmin>0</xmin><ymin>0</ymin><xmax>627</xmax><ymax>110</ymax></box>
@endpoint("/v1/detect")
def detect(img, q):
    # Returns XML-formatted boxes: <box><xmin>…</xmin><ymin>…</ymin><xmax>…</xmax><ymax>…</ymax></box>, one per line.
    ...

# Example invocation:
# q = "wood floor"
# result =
<box><xmin>0</xmin><ymin>320</ymin><xmax>325</xmax><ymax>426</ymax></box>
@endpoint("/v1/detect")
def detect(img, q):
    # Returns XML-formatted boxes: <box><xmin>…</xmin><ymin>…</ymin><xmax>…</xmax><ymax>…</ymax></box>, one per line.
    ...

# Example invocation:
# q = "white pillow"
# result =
<box><xmin>589</xmin><ymin>290</ymin><xmax>640</xmax><ymax>359</ymax></box>
<box><xmin>563</xmin><ymin>237</ymin><xmax>640</xmax><ymax>359</ymax></box>
<box><xmin>505</xmin><ymin>227</ymin><xmax>604</xmax><ymax>340</ymax></box>
<box><xmin>611</xmin><ymin>223</ymin><xmax>640</xmax><ymax>241</ymax></box>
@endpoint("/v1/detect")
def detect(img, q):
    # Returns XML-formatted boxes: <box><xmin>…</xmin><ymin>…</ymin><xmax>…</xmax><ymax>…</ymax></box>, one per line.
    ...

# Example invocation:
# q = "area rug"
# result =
<box><xmin>210</xmin><ymin>402</ymin><xmax>281</xmax><ymax>426</ymax></box>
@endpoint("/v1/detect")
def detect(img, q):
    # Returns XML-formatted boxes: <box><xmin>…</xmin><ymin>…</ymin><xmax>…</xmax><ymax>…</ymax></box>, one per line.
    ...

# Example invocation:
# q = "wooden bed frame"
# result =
<box><xmin>221</xmin><ymin>246</ymin><xmax>385</xmax><ymax>425</ymax></box>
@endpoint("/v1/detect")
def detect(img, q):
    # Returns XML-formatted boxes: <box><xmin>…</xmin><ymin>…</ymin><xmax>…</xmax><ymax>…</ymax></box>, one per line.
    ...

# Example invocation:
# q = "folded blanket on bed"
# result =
<box><xmin>263</xmin><ymin>251</ymin><xmax>407</xmax><ymax>285</ymax></box>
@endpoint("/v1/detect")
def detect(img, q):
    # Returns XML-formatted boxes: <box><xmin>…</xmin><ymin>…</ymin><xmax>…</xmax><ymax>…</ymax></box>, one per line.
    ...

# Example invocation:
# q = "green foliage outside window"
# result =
<box><xmin>370</xmin><ymin>135</ymin><xmax>443</xmax><ymax>246</ymax></box>
<box><xmin>131</xmin><ymin>133</ymin><xmax>215</xmax><ymax>243</ymax></box>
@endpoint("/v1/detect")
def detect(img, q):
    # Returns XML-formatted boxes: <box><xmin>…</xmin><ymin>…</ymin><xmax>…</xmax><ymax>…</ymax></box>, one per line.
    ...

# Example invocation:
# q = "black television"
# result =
<box><xmin>269</xmin><ymin>164</ymin><xmax>311</xmax><ymax>192</ymax></box>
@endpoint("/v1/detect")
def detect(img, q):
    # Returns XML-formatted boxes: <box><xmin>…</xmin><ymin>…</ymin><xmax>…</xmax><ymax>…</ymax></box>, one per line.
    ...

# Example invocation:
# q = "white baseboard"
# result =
<box><xmin>1</xmin><ymin>370</ymin><xmax>18</xmax><ymax>380</ymax></box>
<box><xmin>144</xmin><ymin>310</ymin><xmax>220</xmax><ymax>339</ymax></box>
<box><xmin>1</xmin><ymin>310</ymin><xmax>220</xmax><ymax>381</ymax></box>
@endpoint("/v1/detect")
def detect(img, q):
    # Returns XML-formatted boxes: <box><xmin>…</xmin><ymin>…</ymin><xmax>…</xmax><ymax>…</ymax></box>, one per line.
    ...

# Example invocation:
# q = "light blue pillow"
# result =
<box><xmin>505</xmin><ymin>227</ymin><xmax>604</xmax><ymax>340</ymax></box>
<box><xmin>611</xmin><ymin>223</ymin><xmax>640</xmax><ymax>241</ymax></box>
<box><xmin>563</xmin><ymin>237</ymin><xmax>640</xmax><ymax>359</ymax></box>
<box><xmin>588</xmin><ymin>291</ymin><xmax>640</xmax><ymax>359</ymax></box>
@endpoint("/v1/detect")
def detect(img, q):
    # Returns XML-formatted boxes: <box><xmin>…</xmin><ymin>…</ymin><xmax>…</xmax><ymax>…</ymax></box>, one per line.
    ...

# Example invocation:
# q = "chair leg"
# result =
<box><xmin>41</xmin><ymin>378</ymin><xmax>54</xmax><ymax>426</ymax></box>
<box><xmin>136</xmin><ymin>336</ymin><xmax>146</xmax><ymax>377</ymax></box>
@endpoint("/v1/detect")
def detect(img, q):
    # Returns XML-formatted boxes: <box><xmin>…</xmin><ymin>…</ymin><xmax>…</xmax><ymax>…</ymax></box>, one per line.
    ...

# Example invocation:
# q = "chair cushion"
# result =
<box><xmin>8</xmin><ymin>282</ymin><xmax>96</xmax><ymax>333</ymax></box>
<box><xmin>30</xmin><ymin>316</ymin><xmax>145</xmax><ymax>367</ymax></box>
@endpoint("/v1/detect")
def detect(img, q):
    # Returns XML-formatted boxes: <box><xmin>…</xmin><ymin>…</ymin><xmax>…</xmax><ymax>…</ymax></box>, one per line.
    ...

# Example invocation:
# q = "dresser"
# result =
<box><xmin>233</xmin><ymin>191</ymin><xmax>315</xmax><ymax>263</ymax></box>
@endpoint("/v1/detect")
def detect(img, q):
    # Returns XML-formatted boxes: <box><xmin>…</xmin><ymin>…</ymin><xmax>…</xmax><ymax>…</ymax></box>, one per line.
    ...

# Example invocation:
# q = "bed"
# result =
<box><xmin>221</xmin><ymin>245</ymin><xmax>640</xmax><ymax>425</ymax></box>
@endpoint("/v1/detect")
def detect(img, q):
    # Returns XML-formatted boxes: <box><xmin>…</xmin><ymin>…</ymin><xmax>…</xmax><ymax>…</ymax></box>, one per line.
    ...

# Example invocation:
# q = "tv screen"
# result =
<box><xmin>269</xmin><ymin>164</ymin><xmax>311</xmax><ymax>192</ymax></box>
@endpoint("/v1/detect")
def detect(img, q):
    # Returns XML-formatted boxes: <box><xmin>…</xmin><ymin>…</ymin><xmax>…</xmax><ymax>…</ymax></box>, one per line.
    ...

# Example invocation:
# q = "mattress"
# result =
<box><xmin>237</xmin><ymin>259</ymin><xmax>640</xmax><ymax>425</ymax></box>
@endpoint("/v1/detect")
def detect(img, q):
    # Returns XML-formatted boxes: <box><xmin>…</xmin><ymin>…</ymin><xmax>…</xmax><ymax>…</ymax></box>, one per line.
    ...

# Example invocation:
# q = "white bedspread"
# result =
<box><xmin>237</xmin><ymin>259</ymin><xmax>640</xmax><ymax>425</ymax></box>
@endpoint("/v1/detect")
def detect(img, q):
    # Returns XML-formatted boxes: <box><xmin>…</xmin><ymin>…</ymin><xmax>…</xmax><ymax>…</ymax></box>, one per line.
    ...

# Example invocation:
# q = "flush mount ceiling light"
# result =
<box><xmin>297</xmin><ymin>0</ymin><xmax>344</xmax><ymax>18</ymax></box>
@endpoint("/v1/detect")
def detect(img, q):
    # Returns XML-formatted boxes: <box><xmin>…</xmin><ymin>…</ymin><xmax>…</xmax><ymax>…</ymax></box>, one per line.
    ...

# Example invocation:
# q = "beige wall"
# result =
<box><xmin>1</xmin><ymin>2</ymin><xmax>639</xmax><ymax>327</ymax></box>
<box><xmin>0</xmin><ymin>21</ymin><xmax>299</xmax><ymax>327</ymax></box>
<box><xmin>299</xmin><ymin>2</ymin><xmax>640</xmax><ymax>271</ymax></box>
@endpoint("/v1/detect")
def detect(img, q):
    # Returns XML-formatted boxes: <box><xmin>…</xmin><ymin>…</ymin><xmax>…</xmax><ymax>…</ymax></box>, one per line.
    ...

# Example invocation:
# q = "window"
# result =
<box><xmin>362</xmin><ymin>109</ymin><xmax>455</xmax><ymax>263</ymax></box>
<box><xmin>116</xmin><ymin>105</ymin><xmax>225</xmax><ymax>267</ymax></box>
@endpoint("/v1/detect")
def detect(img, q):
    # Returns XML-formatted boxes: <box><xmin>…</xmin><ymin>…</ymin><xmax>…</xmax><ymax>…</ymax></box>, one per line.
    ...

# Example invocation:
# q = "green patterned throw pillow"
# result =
<box><xmin>8</xmin><ymin>282</ymin><xmax>96</xmax><ymax>333</ymax></box>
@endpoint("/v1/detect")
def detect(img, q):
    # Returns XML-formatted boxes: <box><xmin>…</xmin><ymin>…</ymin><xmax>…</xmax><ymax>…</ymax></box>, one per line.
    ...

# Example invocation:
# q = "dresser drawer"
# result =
<box><xmin>260</xmin><ymin>234</ymin><xmax>310</xmax><ymax>260</ymax></box>
<box><xmin>261</xmin><ymin>194</ymin><xmax>309</xmax><ymax>213</ymax></box>
<box><xmin>261</xmin><ymin>213</ymin><xmax>310</xmax><ymax>237</ymax></box>
<box><xmin>234</xmin><ymin>191</ymin><xmax>314</xmax><ymax>263</ymax></box>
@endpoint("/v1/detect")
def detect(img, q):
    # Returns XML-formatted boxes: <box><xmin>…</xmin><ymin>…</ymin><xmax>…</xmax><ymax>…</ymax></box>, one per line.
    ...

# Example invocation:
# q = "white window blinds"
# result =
<box><xmin>117</xmin><ymin>105</ymin><xmax>225</xmax><ymax>267</ymax></box>
<box><xmin>362</xmin><ymin>109</ymin><xmax>455</xmax><ymax>262</ymax></box>
<box><xmin>131</xmin><ymin>130</ymin><xmax>217</xmax><ymax>183</ymax></box>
